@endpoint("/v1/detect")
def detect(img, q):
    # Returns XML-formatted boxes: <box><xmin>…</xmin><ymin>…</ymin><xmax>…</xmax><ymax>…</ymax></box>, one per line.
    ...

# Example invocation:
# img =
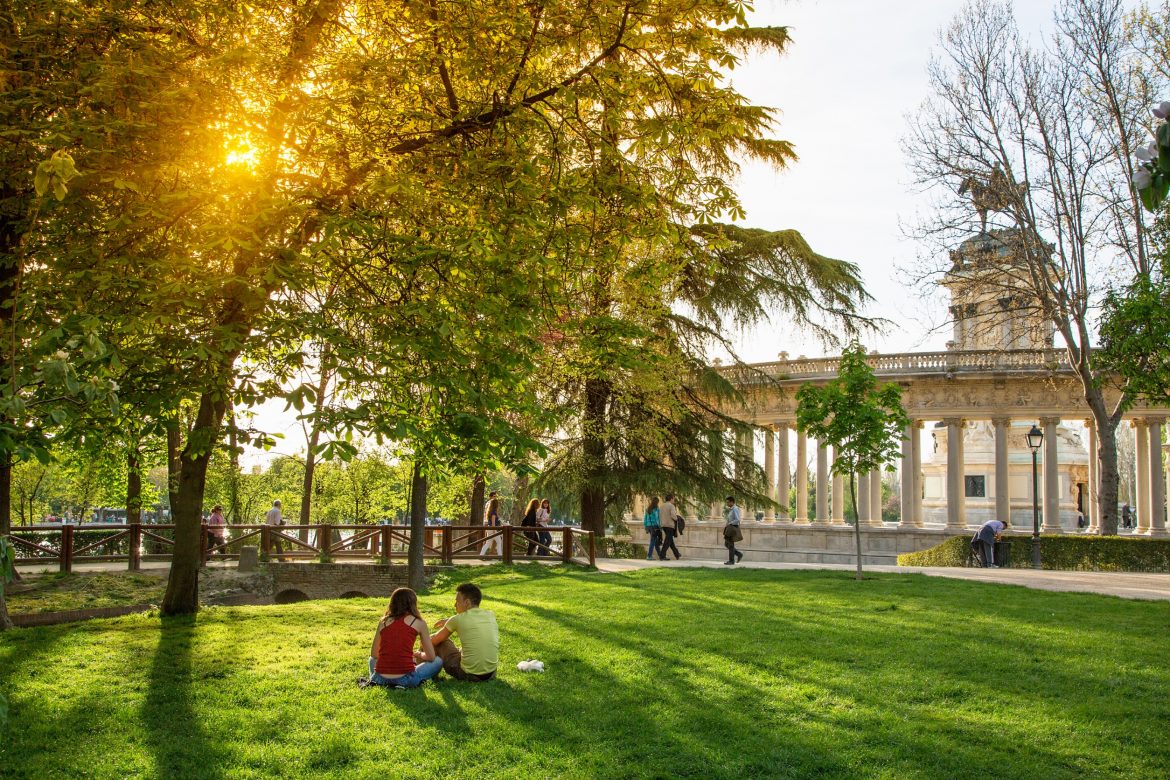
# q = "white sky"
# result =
<box><xmin>724</xmin><ymin>0</ymin><xmax>1058</xmax><ymax>363</ymax></box>
<box><xmin>243</xmin><ymin>0</ymin><xmax>1065</xmax><ymax>467</ymax></box>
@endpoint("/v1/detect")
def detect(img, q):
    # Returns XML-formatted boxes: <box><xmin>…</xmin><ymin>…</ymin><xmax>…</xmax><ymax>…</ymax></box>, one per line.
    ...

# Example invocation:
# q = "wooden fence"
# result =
<box><xmin>8</xmin><ymin>523</ymin><xmax>596</xmax><ymax>572</ymax></box>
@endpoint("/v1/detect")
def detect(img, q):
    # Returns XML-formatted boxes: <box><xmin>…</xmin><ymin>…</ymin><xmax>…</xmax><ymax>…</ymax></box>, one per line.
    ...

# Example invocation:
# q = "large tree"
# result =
<box><xmin>904</xmin><ymin>0</ymin><xmax>1165</xmax><ymax>534</ymax></box>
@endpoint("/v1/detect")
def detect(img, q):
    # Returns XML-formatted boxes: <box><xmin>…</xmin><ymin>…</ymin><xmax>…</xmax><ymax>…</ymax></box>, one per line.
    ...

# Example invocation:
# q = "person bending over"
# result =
<box><xmin>364</xmin><ymin>588</ymin><xmax>444</xmax><ymax>688</ymax></box>
<box><xmin>971</xmin><ymin>519</ymin><xmax>1005</xmax><ymax>568</ymax></box>
<box><xmin>429</xmin><ymin>583</ymin><xmax>499</xmax><ymax>682</ymax></box>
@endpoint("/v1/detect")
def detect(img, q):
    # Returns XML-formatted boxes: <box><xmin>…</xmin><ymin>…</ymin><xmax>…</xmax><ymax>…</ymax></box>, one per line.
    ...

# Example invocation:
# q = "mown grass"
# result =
<box><xmin>6</xmin><ymin>571</ymin><xmax>167</xmax><ymax>614</ymax></box>
<box><xmin>1</xmin><ymin>565</ymin><xmax>1168</xmax><ymax>779</ymax></box>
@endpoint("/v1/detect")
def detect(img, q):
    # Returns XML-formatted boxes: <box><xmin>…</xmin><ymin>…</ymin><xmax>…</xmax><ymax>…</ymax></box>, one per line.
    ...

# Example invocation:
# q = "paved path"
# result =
<box><xmin>594</xmin><ymin>558</ymin><xmax>1170</xmax><ymax>602</ymax></box>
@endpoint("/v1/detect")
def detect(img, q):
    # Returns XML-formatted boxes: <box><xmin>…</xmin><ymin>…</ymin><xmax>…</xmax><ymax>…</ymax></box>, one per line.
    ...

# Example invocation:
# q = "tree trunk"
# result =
<box><xmin>407</xmin><ymin>462</ymin><xmax>427</xmax><ymax>592</ymax></box>
<box><xmin>579</xmin><ymin>376</ymin><xmax>610</xmax><ymax>536</ymax></box>
<box><xmin>299</xmin><ymin>358</ymin><xmax>331</xmax><ymax>535</ymax></box>
<box><xmin>227</xmin><ymin>409</ymin><xmax>243</xmax><ymax>522</ymax></box>
<box><xmin>126</xmin><ymin>448</ymin><xmax>142</xmax><ymax>525</ymax></box>
<box><xmin>161</xmin><ymin>391</ymin><xmax>228</xmax><ymax>616</ymax></box>
<box><xmin>1096</xmin><ymin>416</ymin><xmax>1121</xmax><ymax>535</ymax></box>
<box><xmin>0</xmin><ymin>581</ymin><xmax>12</xmax><ymax>631</ymax></box>
<box><xmin>470</xmin><ymin>473</ymin><xmax>485</xmax><ymax>525</ymax></box>
<box><xmin>165</xmin><ymin>418</ymin><xmax>182</xmax><ymax>517</ymax></box>
<box><xmin>511</xmin><ymin>473</ymin><xmax>529</xmax><ymax>524</ymax></box>
<box><xmin>850</xmin><ymin>474</ymin><xmax>863</xmax><ymax>581</ymax></box>
<box><xmin>0</xmin><ymin>459</ymin><xmax>10</xmax><ymax>537</ymax></box>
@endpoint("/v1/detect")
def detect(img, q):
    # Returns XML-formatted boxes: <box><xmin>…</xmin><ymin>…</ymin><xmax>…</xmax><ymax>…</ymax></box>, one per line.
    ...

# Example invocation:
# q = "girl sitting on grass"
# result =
<box><xmin>362</xmin><ymin>588</ymin><xmax>444</xmax><ymax>689</ymax></box>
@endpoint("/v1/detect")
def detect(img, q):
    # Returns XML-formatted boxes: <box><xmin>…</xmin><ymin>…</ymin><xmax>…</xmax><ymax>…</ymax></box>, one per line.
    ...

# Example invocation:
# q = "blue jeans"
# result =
<box><xmin>368</xmin><ymin>656</ymin><xmax>443</xmax><ymax>688</ymax></box>
<box><xmin>646</xmin><ymin>528</ymin><xmax>663</xmax><ymax>559</ymax></box>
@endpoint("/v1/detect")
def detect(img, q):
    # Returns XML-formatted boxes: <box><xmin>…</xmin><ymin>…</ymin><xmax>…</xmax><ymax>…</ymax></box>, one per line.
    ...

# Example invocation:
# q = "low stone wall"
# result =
<box><xmin>269</xmin><ymin>562</ymin><xmax>446</xmax><ymax>603</ymax></box>
<box><xmin>626</xmin><ymin>521</ymin><xmax>967</xmax><ymax>565</ymax></box>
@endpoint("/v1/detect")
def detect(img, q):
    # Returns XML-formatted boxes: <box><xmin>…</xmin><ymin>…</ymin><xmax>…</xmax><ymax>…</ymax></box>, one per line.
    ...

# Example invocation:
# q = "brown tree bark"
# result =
<box><xmin>469</xmin><ymin>473</ymin><xmax>485</xmax><ymax>525</ymax></box>
<box><xmin>226</xmin><ymin>409</ymin><xmax>243</xmax><ymax>522</ymax></box>
<box><xmin>0</xmin><ymin>460</ymin><xmax>10</xmax><ymax>537</ymax></box>
<box><xmin>126</xmin><ymin>447</ymin><xmax>142</xmax><ymax>525</ymax></box>
<box><xmin>161</xmin><ymin>391</ymin><xmax>229</xmax><ymax>615</ymax></box>
<box><xmin>407</xmin><ymin>462</ymin><xmax>427</xmax><ymax>592</ymax></box>
<box><xmin>579</xmin><ymin>376</ymin><xmax>610</xmax><ymax>536</ymax></box>
<box><xmin>299</xmin><ymin>355</ymin><xmax>332</xmax><ymax>536</ymax></box>
<box><xmin>165</xmin><ymin>418</ymin><xmax>182</xmax><ymax>518</ymax></box>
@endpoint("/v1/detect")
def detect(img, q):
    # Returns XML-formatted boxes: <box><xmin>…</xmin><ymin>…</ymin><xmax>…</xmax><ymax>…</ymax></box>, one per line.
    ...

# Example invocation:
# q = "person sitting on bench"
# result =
<box><xmin>429</xmin><ymin>583</ymin><xmax>499</xmax><ymax>682</ymax></box>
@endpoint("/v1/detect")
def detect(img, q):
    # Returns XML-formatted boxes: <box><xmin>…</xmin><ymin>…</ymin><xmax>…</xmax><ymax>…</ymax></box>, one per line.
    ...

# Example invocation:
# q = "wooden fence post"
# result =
<box><xmin>261</xmin><ymin>525</ymin><xmax>271</xmax><ymax>560</ymax></box>
<box><xmin>561</xmin><ymin>528</ymin><xmax>571</xmax><ymax>563</ymax></box>
<box><xmin>588</xmin><ymin>532</ymin><xmax>596</xmax><ymax>567</ymax></box>
<box><xmin>129</xmin><ymin>523</ymin><xmax>142</xmax><ymax>571</ymax></box>
<box><xmin>441</xmin><ymin>528</ymin><xmax>452</xmax><ymax>565</ymax></box>
<box><xmin>502</xmin><ymin>526</ymin><xmax>513</xmax><ymax>565</ymax></box>
<box><xmin>381</xmin><ymin>525</ymin><xmax>392</xmax><ymax>564</ymax></box>
<box><xmin>60</xmin><ymin>524</ymin><xmax>73</xmax><ymax>573</ymax></box>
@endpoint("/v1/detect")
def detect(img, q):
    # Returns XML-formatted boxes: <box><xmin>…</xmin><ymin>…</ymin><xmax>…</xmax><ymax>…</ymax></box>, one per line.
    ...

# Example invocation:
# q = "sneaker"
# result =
<box><xmin>724</xmin><ymin>560</ymin><xmax>735</xmax><ymax>565</ymax></box>
<box><xmin>735</xmin><ymin>552</ymin><xmax>743</xmax><ymax>562</ymax></box>
<box><xmin>357</xmin><ymin>677</ymin><xmax>371</xmax><ymax>689</ymax></box>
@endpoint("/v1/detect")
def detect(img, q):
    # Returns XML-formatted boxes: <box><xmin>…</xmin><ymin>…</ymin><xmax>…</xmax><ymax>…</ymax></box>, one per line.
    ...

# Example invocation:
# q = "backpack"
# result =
<box><xmin>643</xmin><ymin>508</ymin><xmax>660</xmax><ymax>530</ymax></box>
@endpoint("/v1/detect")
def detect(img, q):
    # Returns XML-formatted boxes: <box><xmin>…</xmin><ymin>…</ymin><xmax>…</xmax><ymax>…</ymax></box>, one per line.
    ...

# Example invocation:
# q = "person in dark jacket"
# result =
<box><xmin>521</xmin><ymin>498</ymin><xmax>540</xmax><ymax>555</ymax></box>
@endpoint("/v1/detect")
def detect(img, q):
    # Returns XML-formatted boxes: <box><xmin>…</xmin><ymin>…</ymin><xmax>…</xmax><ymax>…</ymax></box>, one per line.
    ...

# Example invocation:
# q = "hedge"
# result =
<box><xmin>897</xmin><ymin>534</ymin><xmax>1170</xmax><ymax>572</ymax></box>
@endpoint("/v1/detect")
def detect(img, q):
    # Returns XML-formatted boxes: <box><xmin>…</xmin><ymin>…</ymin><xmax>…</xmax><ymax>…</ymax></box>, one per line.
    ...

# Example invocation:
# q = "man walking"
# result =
<box><xmin>723</xmin><ymin>496</ymin><xmax>743</xmax><ymax>565</ymax></box>
<box><xmin>265</xmin><ymin>499</ymin><xmax>285</xmax><ymax>560</ymax></box>
<box><xmin>660</xmin><ymin>493</ymin><xmax>682</xmax><ymax>560</ymax></box>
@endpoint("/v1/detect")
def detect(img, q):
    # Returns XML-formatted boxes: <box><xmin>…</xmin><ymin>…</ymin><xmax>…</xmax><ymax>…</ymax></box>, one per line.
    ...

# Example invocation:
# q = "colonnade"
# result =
<box><xmin>735</xmin><ymin>417</ymin><xmax>1169</xmax><ymax>534</ymax></box>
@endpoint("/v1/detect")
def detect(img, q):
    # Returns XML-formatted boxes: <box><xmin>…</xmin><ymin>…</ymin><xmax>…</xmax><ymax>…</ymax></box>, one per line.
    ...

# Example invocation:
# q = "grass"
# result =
<box><xmin>6</xmin><ymin>571</ymin><xmax>167</xmax><ymax>614</ymax></box>
<box><xmin>1</xmin><ymin>565</ymin><xmax>1168</xmax><ymax>779</ymax></box>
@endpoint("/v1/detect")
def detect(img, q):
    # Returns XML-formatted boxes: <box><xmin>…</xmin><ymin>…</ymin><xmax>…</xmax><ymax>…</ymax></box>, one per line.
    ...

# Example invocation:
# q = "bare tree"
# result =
<box><xmin>904</xmin><ymin>0</ymin><xmax>1163</xmax><ymax>534</ymax></box>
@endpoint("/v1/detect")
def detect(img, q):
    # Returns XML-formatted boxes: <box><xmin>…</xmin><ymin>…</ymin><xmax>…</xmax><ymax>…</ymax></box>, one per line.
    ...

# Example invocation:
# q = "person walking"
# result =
<box><xmin>659</xmin><ymin>493</ymin><xmax>681</xmax><ymax>560</ymax></box>
<box><xmin>971</xmin><ymin>519</ymin><xmax>1005</xmax><ymax>568</ymax></box>
<box><xmin>722</xmin><ymin>496</ymin><xmax>743</xmax><ymax>565</ymax></box>
<box><xmin>265</xmin><ymin>499</ymin><xmax>285</xmax><ymax>560</ymax></box>
<box><xmin>520</xmin><ymin>498</ymin><xmax>541</xmax><ymax>556</ymax></box>
<box><xmin>479</xmin><ymin>492</ymin><xmax>503</xmax><ymax>557</ymax></box>
<box><xmin>536</xmin><ymin>498</ymin><xmax>554</xmax><ymax>554</ymax></box>
<box><xmin>643</xmin><ymin>496</ymin><xmax>663</xmax><ymax>560</ymax></box>
<box><xmin>207</xmin><ymin>505</ymin><xmax>227</xmax><ymax>555</ymax></box>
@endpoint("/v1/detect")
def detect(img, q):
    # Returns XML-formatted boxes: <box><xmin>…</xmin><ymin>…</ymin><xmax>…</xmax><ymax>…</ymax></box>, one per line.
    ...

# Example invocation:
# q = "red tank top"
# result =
<box><xmin>375</xmin><ymin>617</ymin><xmax>419</xmax><ymax>676</ymax></box>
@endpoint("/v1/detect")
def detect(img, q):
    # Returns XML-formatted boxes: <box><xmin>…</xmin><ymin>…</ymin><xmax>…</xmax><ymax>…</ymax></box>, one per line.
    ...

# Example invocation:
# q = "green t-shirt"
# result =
<box><xmin>445</xmin><ymin>607</ymin><xmax>499</xmax><ymax>675</ymax></box>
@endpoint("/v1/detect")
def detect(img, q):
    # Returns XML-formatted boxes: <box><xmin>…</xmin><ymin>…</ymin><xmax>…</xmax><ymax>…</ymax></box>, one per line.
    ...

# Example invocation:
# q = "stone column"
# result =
<box><xmin>763</xmin><ymin>428</ymin><xmax>776</xmax><ymax>522</ymax></box>
<box><xmin>857</xmin><ymin>469</ymin><xmax>871</xmax><ymax>524</ymax></box>
<box><xmin>912</xmin><ymin>420</ymin><xmax>925</xmax><ymax>526</ymax></box>
<box><xmin>777</xmin><ymin>424</ymin><xmax>791</xmax><ymax>521</ymax></box>
<box><xmin>900</xmin><ymin>422</ymin><xmax>920</xmax><ymax>527</ymax></box>
<box><xmin>735</xmin><ymin>429</ymin><xmax>754</xmax><ymax>519</ymax></box>
<box><xmin>869</xmin><ymin>469</ymin><xmax>883</xmax><ymax>525</ymax></box>
<box><xmin>993</xmin><ymin>417</ymin><xmax>1011</xmax><ymax>526</ymax></box>
<box><xmin>814</xmin><ymin>440</ymin><xmax>829</xmax><ymax>524</ymax></box>
<box><xmin>795</xmin><ymin>430</ymin><xmax>809</xmax><ymax>524</ymax></box>
<box><xmin>1135</xmin><ymin>419</ymin><xmax>1150</xmax><ymax>533</ymax></box>
<box><xmin>709</xmin><ymin>428</ymin><xmax>724</xmax><ymax>521</ymax></box>
<box><xmin>1085</xmin><ymin>419</ymin><xmax>1098</xmax><ymax>532</ymax></box>
<box><xmin>831</xmin><ymin>450</ymin><xmax>845</xmax><ymax>525</ymax></box>
<box><xmin>1148</xmin><ymin>419</ymin><xmax>1167</xmax><ymax>536</ymax></box>
<box><xmin>944</xmin><ymin>418</ymin><xmax>966</xmax><ymax>530</ymax></box>
<box><xmin>1042</xmin><ymin>417</ymin><xmax>1061</xmax><ymax>532</ymax></box>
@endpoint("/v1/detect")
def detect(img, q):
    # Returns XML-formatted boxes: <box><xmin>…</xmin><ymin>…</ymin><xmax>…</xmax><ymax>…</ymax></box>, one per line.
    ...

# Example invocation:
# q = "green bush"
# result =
<box><xmin>898</xmin><ymin>534</ymin><xmax>1170</xmax><ymax>572</ymax></box>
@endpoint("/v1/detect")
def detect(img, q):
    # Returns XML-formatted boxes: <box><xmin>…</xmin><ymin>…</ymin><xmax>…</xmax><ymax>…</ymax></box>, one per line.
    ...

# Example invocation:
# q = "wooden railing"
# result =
<box><xmin>730</xmin><ymin>348</ymin><xmax>1072</xmax><ymax>383</ymax></box>
<box><xmin>8</xmin><ymin>523</ymin><xmax>596</xmax><ymax>571</ymax></box>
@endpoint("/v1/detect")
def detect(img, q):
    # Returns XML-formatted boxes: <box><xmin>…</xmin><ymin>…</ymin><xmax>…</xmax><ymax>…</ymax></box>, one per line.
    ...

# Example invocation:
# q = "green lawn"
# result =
<box><xmin>1</xmin><ymin>566</ymin><xmax>1168</xmax><ymax>779</ymax></box>
<box><xmin>6</xmin><ymin>571</ymin><xmax>168</xmax><ymax>614</ymax></box>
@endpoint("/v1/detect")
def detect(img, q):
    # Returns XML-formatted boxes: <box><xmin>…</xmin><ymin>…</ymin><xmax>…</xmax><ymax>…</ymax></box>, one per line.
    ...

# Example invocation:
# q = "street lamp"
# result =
<box><xmin>1026</xmin><ymin>424</ymin><xmax>1044</xmax><ymax>569</ymax></box>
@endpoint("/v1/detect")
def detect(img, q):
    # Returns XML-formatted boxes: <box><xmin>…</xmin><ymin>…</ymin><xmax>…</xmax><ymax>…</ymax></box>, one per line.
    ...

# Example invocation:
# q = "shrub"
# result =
<box><xmin>898</xmin><ymin>534</ymin><xmax>1170</xmax><ymax>572</ymax></box>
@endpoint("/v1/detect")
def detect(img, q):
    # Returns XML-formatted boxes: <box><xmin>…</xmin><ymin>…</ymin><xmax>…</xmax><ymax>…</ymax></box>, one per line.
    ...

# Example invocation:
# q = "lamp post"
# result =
<box><xmin>1026</xmin><ymin>424</ymin><xmax>1044</xmax><ymax>569</ymax></box>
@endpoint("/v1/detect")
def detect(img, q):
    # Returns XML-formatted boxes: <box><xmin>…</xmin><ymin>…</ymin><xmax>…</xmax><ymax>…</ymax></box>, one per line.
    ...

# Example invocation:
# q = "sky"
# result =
<box><xmin>723</xmin><ymin>0</ymin><xmax>1058</xmax><ymax>363</ymax></box>
<box><xmin>242</xmin><ymin>0</ymin><xmax>1065</xmax><ymax>467</ymax></box>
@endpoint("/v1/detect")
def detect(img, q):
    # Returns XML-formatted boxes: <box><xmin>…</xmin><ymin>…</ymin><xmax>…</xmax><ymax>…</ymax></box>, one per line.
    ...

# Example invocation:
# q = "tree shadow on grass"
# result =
<box><xmin>141</xmin><ymin>616</ymin><xmax>227</xmax><ymax>780</ymax></box>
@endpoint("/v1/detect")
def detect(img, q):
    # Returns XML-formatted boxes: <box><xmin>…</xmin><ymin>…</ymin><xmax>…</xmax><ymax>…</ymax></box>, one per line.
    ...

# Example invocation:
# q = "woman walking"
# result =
<box><xmin>521</xmin><ymin>498</ymin><xmax>541</xmax><ymax>556</ymax></box>
<box><xmin>480</xmin><ymin>492</ymin><xmax>503</xmax><ymax>556</ymax></box>
<box><xmin>644</xmin><ymin>496</ymin><xmax>663</xmax><ymax>561</ymax></box>
<box><xmin>536</xmin><ymin>498</ymin><xmax>554</xmax><ymax>553</ymax></box>
<box><xmin>362</xmin><ymin>588</ymin><xmax>444</xmax><ymax>688</ymax></box>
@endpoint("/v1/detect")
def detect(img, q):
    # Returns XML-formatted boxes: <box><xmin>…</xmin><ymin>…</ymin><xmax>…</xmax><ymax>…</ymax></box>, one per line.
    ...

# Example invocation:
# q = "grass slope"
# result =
<box><xmin>1</xmin><ymin>566</ymin><xmax>1168</xmax><ymax>779</ymax></box>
